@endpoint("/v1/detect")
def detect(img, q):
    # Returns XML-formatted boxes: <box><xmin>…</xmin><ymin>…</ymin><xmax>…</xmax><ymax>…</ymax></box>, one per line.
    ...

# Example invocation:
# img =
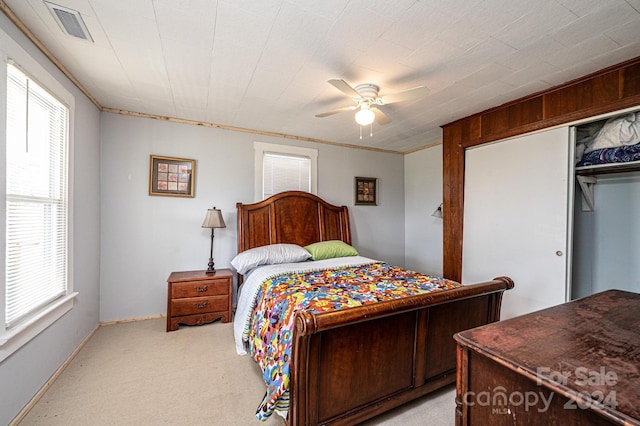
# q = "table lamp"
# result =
<box><xmin>201</xmin><ymin>207</ymin><xmax>226</xmax><ymax>273</ymax></box>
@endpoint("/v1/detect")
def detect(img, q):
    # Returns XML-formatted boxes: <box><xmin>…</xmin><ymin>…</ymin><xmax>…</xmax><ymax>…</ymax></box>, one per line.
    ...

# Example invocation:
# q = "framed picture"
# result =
<box><xmin>149</xmin><ymin>155</ymin><xmax>195</xmax><ymax>197</ymax></box>
<box><xmin>355</xmin><ymin>177</ymin><xmax>378</xmax><ymax>206</ymax></box>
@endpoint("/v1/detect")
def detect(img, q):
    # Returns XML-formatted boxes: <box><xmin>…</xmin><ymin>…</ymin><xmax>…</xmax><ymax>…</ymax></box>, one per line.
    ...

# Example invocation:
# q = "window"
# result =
<box><xmin>5</xmin><ymin>63</ymin><xmax>69</xmax><ymax>327</ymax></box>
<box><xmin>254</xmin><ymin>142</ymin><xmax>317</xmax><ymax>201</ymax></box>
<box><xmin>1</xmin><ymin>60</ymin><xmax>75</xmax><ymax>361</ymax></box>
<box><xmin>263</xmin><ymin>152</ymin><xmax>311</xmax><ymax>198</ymax></box>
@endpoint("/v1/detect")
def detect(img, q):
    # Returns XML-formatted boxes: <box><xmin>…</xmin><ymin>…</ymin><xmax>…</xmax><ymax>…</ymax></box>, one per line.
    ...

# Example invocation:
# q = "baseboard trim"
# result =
<box><xmin>10</xmin><ymin>323</ymin><xmax>101</xmax><ymax>426</ymax></box>
<box><xmin>99</xmin><ymin>314</ymin><xmax>164</xmax><ymax>326</ymax></box>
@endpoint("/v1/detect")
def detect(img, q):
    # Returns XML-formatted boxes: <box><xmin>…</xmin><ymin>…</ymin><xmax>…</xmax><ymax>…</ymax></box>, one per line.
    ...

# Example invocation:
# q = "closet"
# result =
<box><xmin>442</xmin><ymin>57</ymin><xmax>640</xmax><ymax>319</ymax></box>
<box><xmin>572</xmin><ymin>110</ymin><xmax>640</xmax><ymax>299</ymax></box>
<box><xmin>462</xmin><ymin>108</ymin><xmax>640</xmax><ymax>319</ymax></box>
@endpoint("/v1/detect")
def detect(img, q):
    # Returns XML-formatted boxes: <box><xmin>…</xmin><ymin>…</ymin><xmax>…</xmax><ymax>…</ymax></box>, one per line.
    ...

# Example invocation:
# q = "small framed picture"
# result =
<box><xmin>149</xmin><ymin>155</ymin><xmax>195</xmax><ymax>197</ymax></box>
<box><xmin>355</xmin><ymin>177</ymin><xmax>378</xmax><ymax>206</ymax></box>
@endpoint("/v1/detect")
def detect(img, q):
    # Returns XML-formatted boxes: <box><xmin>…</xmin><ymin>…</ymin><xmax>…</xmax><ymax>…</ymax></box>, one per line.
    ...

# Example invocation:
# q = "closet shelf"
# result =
<box><xmin>575</xmin><ymin>160</ymin><xmax>640</xmax><ymax>176</ymax></box>
<box><xmin>575</xmin><ymin>160</ymin><xmax>640</xmax><ymax>211</ymax></box>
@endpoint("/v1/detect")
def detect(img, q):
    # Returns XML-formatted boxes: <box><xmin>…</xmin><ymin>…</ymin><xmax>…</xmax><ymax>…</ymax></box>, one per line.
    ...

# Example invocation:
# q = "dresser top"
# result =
<box><xmin>455</xmin><ymin>290</ymin><xmax>640</xmax><ymax>423</ymax></box>
<box><xmin>167</xmin><ymin>269</ymin><xmax>233</xmax><ymax>283</ymax></box>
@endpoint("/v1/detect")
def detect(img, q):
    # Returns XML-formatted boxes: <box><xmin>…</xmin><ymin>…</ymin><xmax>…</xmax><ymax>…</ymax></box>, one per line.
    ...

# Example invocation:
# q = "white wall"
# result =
<box><xmin>571</xmin><ymin>186</ymin><xmax>595</xmax><ymax>299</ymax></box>
<box><xmin>0</xmin><ymin>14</ymin><xmax>101</xmax><ymax>425</ymax></box>
<box><xmin>403</xmin><ymin>145</ymin><xmax>443</xmax><ymax>275</ymax></box>
<box><xmin>573</xmin><ymin>172</ymin><xmax>640</xmax><ymax>298</ymax></box>
<box><xmin>99</xmin><ymin>113</ymin><xmax>405</xmax><ymax>322</ymax></box>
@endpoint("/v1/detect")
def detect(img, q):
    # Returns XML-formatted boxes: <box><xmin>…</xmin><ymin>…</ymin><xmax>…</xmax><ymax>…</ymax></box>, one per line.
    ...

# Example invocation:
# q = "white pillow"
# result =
<box><xmin>230</xmin><ymin>243</ymin><xmax>311</xmax><ymax>275</ymax></box>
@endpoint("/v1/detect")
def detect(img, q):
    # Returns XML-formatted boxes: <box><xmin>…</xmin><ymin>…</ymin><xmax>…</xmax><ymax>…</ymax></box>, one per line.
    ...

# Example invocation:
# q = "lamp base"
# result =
<box><xmin>206</xmin><ymin>258</ymin><xmax>216</xmax><ymax>274</ymax></box>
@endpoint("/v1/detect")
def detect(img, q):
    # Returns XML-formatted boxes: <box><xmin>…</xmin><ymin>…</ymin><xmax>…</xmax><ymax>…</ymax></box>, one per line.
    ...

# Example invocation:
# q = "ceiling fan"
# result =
<box><xmin>315</xmin><ymin>79</ymin><xmax>428</xmax><ymax>127</ymax></box>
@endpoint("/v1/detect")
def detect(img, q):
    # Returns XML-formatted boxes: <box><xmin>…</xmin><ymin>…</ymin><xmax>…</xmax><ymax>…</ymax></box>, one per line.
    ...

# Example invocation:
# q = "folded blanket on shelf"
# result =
<box><xmin>576</xmin><ymin>113</ymin><xmax>640</xmax><ymax>164</ymax></box>
<box><xmin>577</xmin><ymin>141</ymin><xmax>640</xmax><ymax>167</ymax></box>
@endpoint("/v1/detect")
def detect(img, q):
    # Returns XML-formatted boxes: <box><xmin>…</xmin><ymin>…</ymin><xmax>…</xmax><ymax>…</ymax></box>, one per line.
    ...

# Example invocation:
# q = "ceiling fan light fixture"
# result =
<box><xmin>355</xmin><ymin>108</ymin><xmax>375</xmax><ymax>126</ymax></box>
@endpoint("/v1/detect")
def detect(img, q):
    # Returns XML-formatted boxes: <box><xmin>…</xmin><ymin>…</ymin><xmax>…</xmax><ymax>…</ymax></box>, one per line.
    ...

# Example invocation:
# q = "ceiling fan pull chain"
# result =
<box><xmin>370</xmin><ymin>123</ymin><xmax>373</xmax><ymax>137</ymax></box>
<box><xmin>359</xmin><ymin>125</ymin><xmax>363</xmax><ymax>140</ymax></box>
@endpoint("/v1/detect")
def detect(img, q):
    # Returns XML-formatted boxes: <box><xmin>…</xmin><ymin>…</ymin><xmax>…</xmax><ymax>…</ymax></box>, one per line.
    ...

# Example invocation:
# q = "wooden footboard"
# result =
<box><xmin>236</xmin><ymin>192</ymin><xmax>515</xmax><ymax>425</ymax></box>
<box><xmin>289</xmin><ymin>276</ymin><xmax>514</xmax><ymax>426</ymax></box>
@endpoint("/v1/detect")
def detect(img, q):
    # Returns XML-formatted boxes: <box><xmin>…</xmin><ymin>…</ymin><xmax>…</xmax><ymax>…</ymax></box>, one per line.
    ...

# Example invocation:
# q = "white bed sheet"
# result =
<box><xmin>233</xmin><ymin>255</ymin><xmax>377</xmax><ymax>355</ymax></box>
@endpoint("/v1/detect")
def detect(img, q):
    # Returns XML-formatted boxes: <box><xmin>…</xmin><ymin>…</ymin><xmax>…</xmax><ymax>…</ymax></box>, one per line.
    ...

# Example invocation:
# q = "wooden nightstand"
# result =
<box><xmin>166</xmin><ymin>269</ymin><xmax>233</xmax><ymax>332</ymax></box>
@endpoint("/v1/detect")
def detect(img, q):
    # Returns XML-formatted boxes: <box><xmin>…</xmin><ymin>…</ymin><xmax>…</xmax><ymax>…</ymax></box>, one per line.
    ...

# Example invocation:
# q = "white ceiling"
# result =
<box><xmin>4</xmin><ymin>0</ymin><xmax>640</xmax><ymax>153</ymax></box>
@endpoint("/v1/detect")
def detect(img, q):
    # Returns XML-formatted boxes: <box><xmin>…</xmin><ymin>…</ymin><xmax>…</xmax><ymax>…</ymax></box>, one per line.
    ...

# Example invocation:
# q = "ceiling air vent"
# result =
<box><xmin>45</xmin><ymin>2</ymin><xmax>93</xmax><ymax>42</ymax></box>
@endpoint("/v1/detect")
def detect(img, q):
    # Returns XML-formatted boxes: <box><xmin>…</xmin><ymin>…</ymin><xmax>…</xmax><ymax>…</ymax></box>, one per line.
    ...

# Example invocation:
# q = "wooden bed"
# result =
<box><xmin>236</xmin><ymin>191</ymin><xmax>514</xmax><ymax>426</ymax></box>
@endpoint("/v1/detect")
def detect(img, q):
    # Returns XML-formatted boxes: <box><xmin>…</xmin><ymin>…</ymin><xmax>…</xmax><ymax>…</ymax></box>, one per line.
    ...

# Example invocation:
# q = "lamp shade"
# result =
<box><xmin>202</xmin><ymin>207</ymin><xmax>226</xmax><ymax>229</ymax></box>
<box><xmin>355</xmin><ymin>108</ymin><xmax>375</xmax><ymax>126</ymax></box>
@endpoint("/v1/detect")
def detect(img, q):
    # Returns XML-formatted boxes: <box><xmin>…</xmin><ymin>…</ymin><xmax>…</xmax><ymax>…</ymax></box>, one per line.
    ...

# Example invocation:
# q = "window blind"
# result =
<box><xmin>263</xmin><ymin>152</ymin><xmax>311</xmax><ymax>199</ymax></box>
<box><xmin>5</xmin><ymin>63</ymin><xmax>68</xmax><ymax>328</ymax></box>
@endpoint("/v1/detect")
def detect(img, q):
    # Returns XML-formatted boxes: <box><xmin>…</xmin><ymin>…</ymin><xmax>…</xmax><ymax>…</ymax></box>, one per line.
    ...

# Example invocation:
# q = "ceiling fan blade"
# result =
<box><xmin>315</xmin><ymin>105</ymin><xmax>358</xmax><ymax>118</ymax></box>
<box><xmin>373</xmin><ymin>107</ymin><xmax>392</xmax><ymax>125</ymax></box>
<box><xmin>379</xmin><ymin>86</ymin><xmax>428</xmax><ymax>105</ymax></box>
<box><xmin>328</xmin><ymin>79</ymin><xmax>362</xmax><ymax>98</ymax></box>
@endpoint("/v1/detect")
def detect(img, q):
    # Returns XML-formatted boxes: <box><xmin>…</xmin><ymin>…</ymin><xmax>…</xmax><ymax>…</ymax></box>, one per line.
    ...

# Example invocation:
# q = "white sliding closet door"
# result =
<box><xmin>462</xmin><ymin>127</ymin><xmax>572</xmax><ymax>319</ymax></box>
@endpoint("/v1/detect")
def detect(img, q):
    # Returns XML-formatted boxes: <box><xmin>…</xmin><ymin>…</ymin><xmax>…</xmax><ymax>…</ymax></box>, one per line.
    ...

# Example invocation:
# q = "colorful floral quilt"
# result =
<box><xmin>242</xmin><ymin>261</ymin><xmax>462</xmax><ymax>420</ymax></box>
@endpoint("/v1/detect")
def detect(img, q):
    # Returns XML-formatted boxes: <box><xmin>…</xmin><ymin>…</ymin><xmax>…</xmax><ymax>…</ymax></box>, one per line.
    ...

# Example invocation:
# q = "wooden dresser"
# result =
<box><xmin>455</xmin><ymin>290</ymin><xmax>640</xmax><ymax>425</ymax></box>
<box><xmin>166</xmin><ymin>269</ymin><xmax>233</xmax><ymax>332</ymax></box>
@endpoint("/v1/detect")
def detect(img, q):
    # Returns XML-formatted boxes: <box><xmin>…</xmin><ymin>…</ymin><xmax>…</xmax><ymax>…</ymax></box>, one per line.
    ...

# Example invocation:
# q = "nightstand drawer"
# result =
<box><xmin>171</xmin><ymin>279</ymin><xmax>229</xmax><ymax>298</ymax></box>
<box><xmin>171</xmin><ymin>295</ymin><xmax>228</xmax><ymax>316</ymax></box>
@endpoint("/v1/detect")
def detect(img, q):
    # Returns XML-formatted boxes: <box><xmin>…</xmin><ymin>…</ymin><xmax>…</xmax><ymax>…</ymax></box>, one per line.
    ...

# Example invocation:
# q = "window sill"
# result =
<box><xmin>0</xmin><ymin>292</ymin><xmax>78</xmax><ymax>363</ymax></box>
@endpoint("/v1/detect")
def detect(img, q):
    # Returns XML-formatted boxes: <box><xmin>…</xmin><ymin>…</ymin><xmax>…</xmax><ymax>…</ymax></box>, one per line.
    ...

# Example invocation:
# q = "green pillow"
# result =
<box><xmin>304</xmin><ymin>240</ymin><xmax>359</xmax><ymax>260</ymax></box>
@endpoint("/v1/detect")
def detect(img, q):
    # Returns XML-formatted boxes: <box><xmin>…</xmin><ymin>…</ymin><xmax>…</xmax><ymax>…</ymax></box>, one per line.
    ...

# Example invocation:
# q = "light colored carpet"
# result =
<box><xmin>18</xmin><ymin>318</ymin><xmax>455</xmax><ymax>425</ymax></box>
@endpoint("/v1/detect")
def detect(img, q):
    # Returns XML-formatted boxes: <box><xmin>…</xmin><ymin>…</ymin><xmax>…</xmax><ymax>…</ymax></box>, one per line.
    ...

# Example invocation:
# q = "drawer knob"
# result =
<box><xmin>195</xmin><ymin>301</ymin><xmax>209</xmax><ymax>309</ymax></box>
<box><xmin>195</xmin><ymin>285</ymin><xmax>208</xmax><ymax>292</ymax></box>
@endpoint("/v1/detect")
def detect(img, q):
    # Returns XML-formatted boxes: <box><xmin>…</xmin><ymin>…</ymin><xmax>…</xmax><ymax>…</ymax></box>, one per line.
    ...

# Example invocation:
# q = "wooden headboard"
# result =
<box><xmin>236</xmin><ymin>191</ymin><xmax>351</xmax><ymax>254</ymax></box>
